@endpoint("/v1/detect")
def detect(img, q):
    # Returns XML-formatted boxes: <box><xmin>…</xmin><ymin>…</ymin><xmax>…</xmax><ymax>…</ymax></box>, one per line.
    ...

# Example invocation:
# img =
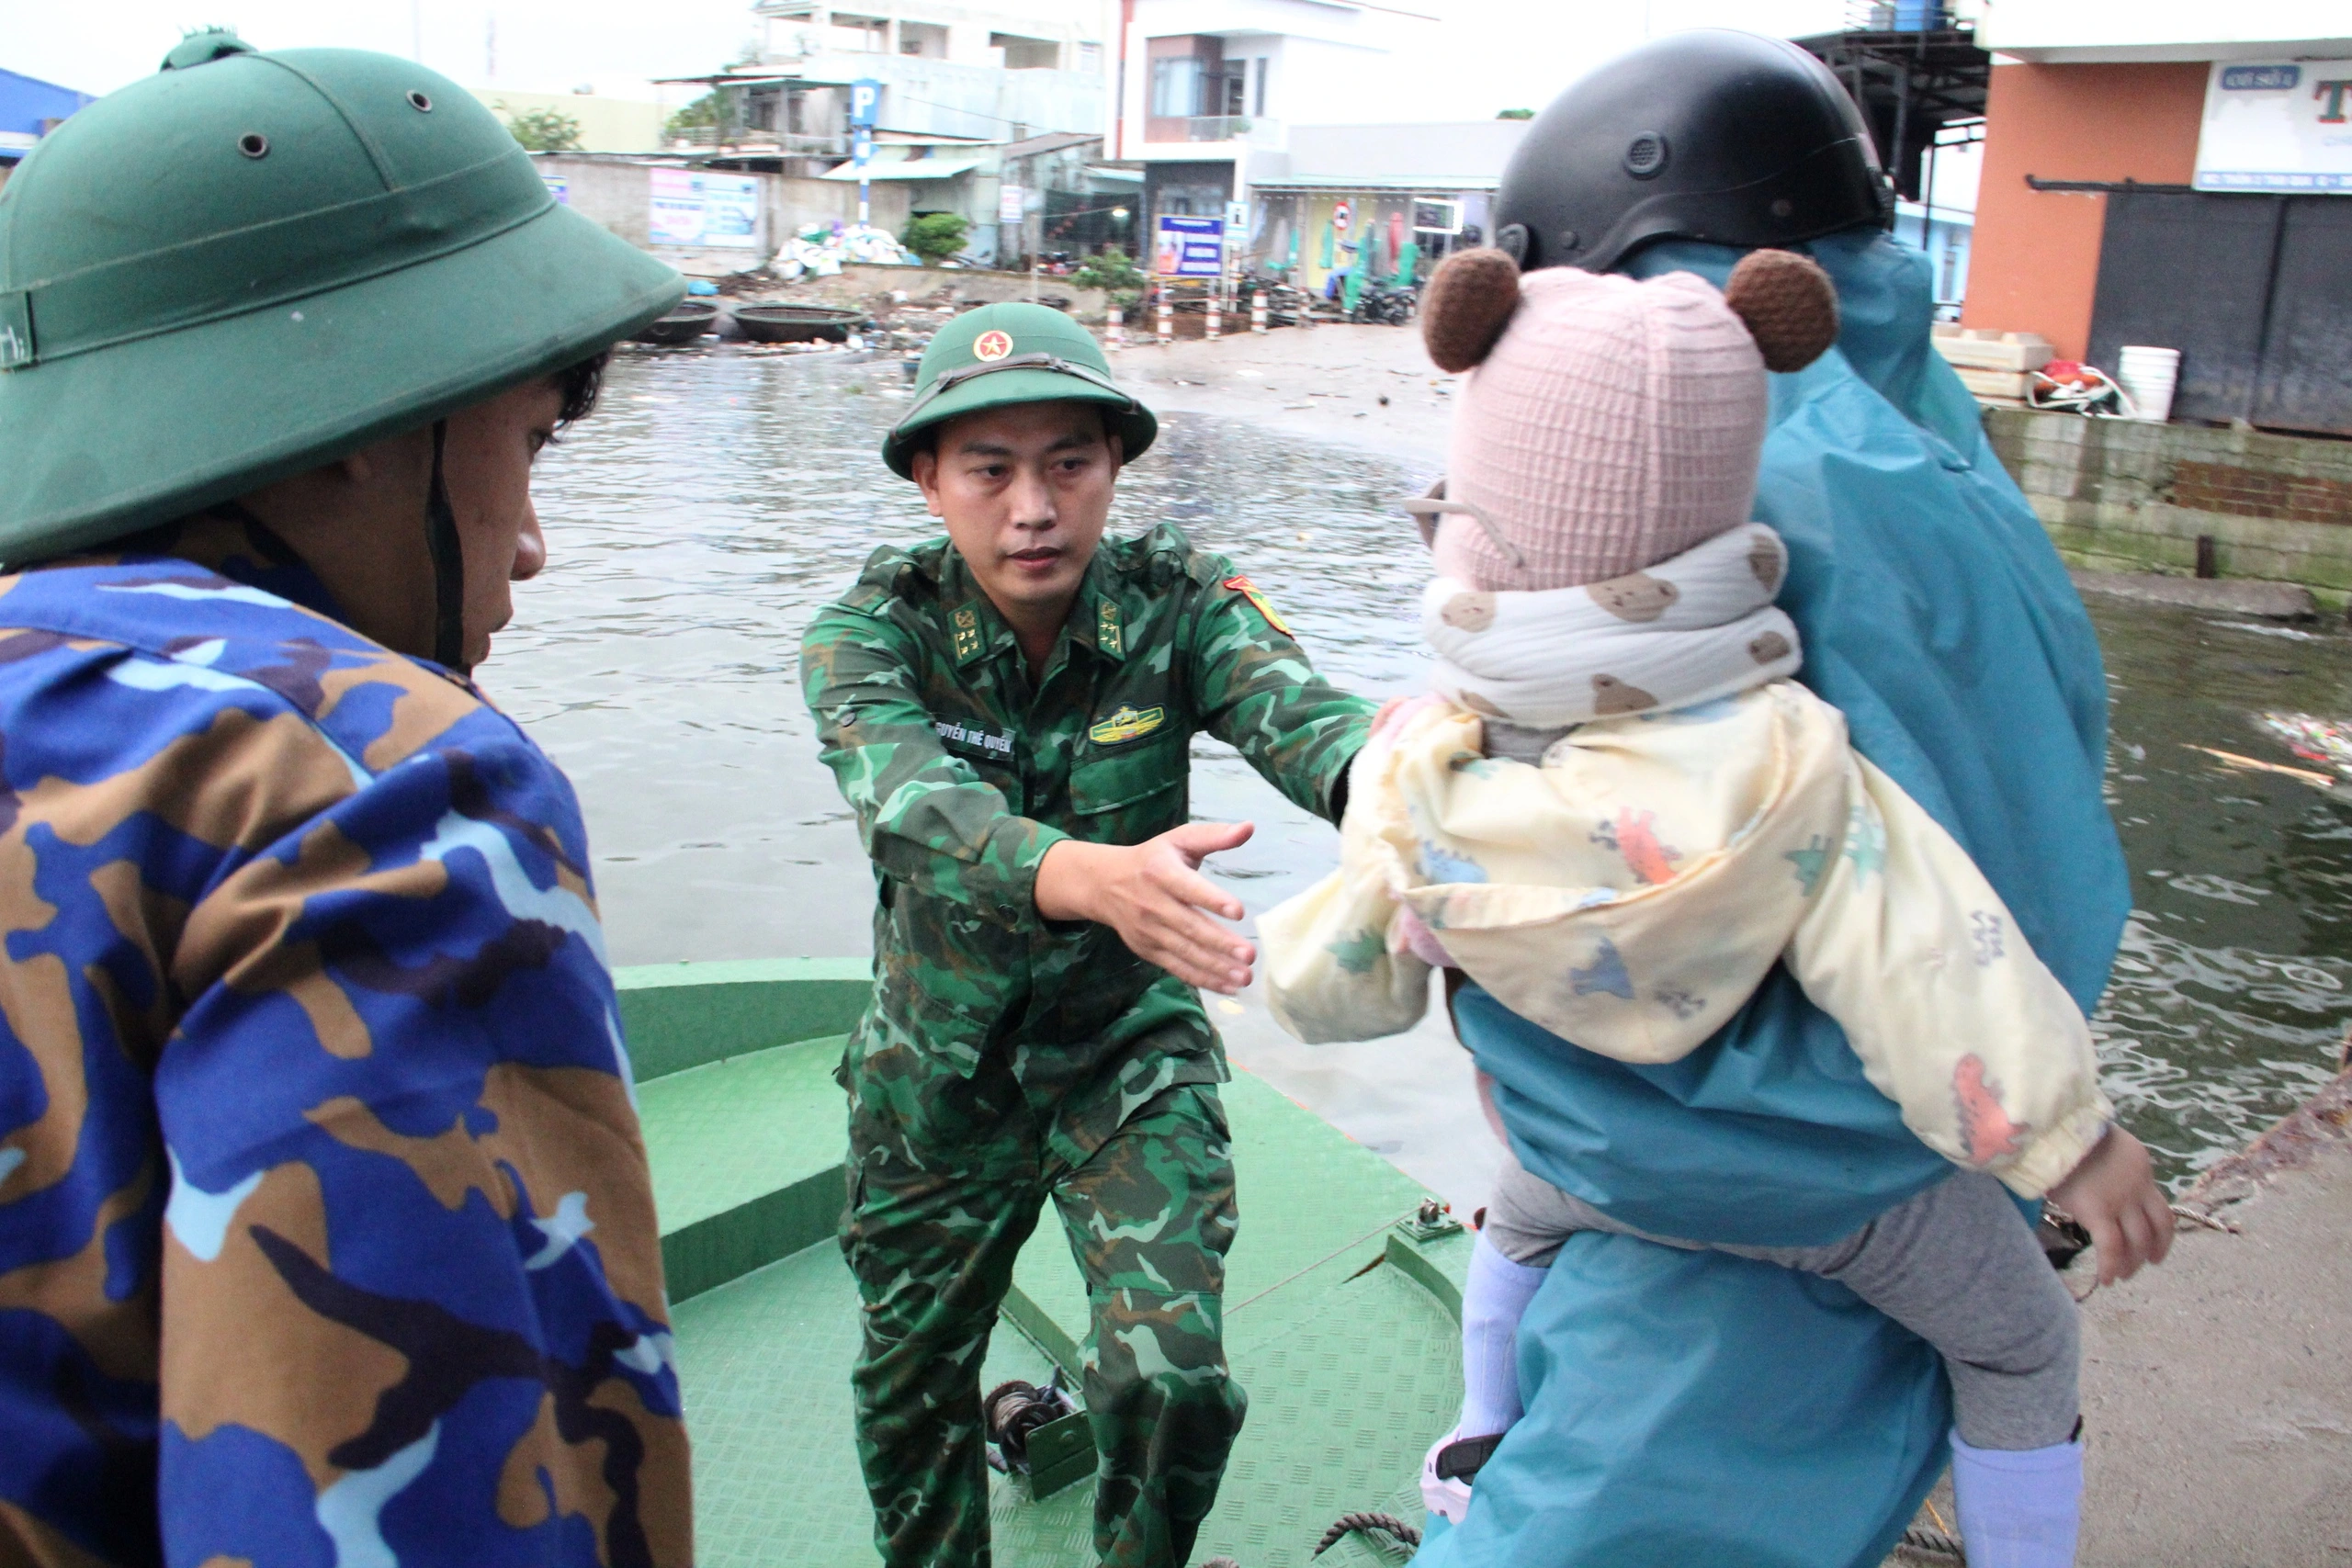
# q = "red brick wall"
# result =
<box><xmin>2170</xmin><ymin>462</ymin><xmax>2352</xmax><ymax>526</ymax></box>
<box><xmin>1963</xmin><ymin>62</ymin><xmax>2209</xmax><ymax>361</ymax></box>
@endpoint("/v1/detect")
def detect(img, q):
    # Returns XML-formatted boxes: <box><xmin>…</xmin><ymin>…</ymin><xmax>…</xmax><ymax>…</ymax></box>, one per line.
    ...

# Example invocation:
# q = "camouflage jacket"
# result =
<box><xmin>802</xmin><ymin>524</ymin><xmax>1373</xmax><ymax>1162</ymax></box>
<box><xmin>0</xmin><ymin>518</ymin><xmax>689</xmax><ymax>1568</ymax></box>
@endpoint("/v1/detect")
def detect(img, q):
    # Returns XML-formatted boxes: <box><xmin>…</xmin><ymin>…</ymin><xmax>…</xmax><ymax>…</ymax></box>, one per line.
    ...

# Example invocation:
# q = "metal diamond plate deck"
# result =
<box><xmin>639</xmin><ymin>1034</ymin><xmax>848</xmax><ymax>1233</ymax></box>
<box><xmin>665</xmin><ymin>1063</ymin><xmax>1464</xmax><ymax>1567</ymax></box>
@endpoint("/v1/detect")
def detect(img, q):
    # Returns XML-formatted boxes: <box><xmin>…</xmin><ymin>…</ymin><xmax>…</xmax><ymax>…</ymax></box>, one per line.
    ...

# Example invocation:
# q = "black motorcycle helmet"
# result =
<box><xmin>1493</xmin><ymin>29</ymin><xmax>1893</xmax><ymax>275</ymax></box>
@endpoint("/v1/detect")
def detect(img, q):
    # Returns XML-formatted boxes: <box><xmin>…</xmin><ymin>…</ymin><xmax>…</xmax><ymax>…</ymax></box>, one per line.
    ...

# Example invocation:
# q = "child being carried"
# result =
<box><xmin>1259</xmin><ymin>248</ymin><xmax>2172</xmax><ymax>1568</ymax></box>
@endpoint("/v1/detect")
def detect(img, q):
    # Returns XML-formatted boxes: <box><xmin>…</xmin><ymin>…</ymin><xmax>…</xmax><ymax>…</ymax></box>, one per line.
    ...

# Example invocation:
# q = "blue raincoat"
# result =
<box><xmin>1412</xmin><ymin>231</ymin><xmax>2129</xmax><ymax>1568</ymax></box>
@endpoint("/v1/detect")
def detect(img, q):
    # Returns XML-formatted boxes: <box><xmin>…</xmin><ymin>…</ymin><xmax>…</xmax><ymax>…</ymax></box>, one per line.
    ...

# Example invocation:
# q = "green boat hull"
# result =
<box><xmin>616</xmin><ymin>960</ymin><xmax>1470</xmax><ymax>1568</ymax></box>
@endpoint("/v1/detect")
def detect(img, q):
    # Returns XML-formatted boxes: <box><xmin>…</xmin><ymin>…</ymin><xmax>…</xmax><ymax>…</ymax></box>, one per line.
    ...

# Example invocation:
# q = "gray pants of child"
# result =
<box><xmin>1485</xmin><ymin>1154</ymin><xmax>2080</xmax><ymax>1450</ymax></box>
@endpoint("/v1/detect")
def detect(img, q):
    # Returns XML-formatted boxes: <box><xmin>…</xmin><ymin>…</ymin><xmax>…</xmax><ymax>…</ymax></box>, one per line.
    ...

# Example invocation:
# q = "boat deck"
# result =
<box><xmin>621</xmin><ymin>960</ymin><xmax>1471</xmax><ymax>1568</ymax></box>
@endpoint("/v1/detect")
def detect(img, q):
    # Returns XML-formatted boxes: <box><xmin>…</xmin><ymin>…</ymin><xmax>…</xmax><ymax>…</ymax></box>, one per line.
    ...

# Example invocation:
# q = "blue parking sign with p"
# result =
<box><xmin>850</xmin><ymin>79</ymin><xmax>880</xmax><ymax>128</ymax></box>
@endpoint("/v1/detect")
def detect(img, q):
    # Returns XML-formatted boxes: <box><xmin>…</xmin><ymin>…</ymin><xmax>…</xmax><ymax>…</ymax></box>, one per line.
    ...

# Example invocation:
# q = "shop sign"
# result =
<box><xmin>650</xmin><ymin>168</ymin><xmax>762</xmax><ymax>249</ymax></box>
<box><xmin>2195</xmin><ymin>61</ymin><xmax>2352</xmax><ymax>193</ymax></box>
<box><xmin>1153</xmin><ymin>214</ymin><xmax>1225</xmax><ymax>276</ymax></box>
<box><xmin>1000</xmin><ymin>185</ymin><xmax>1026</xmax><ymax>224</ymax></box>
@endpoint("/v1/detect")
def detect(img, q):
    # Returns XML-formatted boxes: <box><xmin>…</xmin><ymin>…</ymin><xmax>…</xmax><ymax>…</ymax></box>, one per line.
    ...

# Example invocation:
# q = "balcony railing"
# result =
<box><xmin>1142</xmin><ymin>116</ymin><xmax>1280</xmax><ymax>146</ymax></box>
<box><xmin>1182</xmin><ymin>115</ymin><xmax>1252</xmax><ymax>141</ymax></box>
<box><xmin>667</xmin><ymin>127</ymin><xmax>851</xmax><ymax>156</ymax></box>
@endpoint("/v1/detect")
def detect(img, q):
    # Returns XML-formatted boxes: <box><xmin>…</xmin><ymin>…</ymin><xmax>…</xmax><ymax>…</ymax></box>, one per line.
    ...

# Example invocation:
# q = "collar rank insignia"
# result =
<box><xmin>1222</xmin><ymin>574</ymin><xmax>1294</xmax><ymax>637</ymax></box>
<box><xmin>952</xmin><ymin>604</ymin><xmax>982</xmax><ymax>661</ymax></box>
<box><xmin>1089</xmin><ymin>704</ymin><xmax>1165</xmax><ymax>746</ymax></box>
<box><xmin>1096</xmin><ymin>596</ymin><xmax>1124</xmax><ymax>657</ymax></box>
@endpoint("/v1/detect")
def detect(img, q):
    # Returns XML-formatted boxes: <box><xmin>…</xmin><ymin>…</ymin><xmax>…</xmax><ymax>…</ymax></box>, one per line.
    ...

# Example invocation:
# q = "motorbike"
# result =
<box><xmin>1350</xmin><ymin>282</ymin><xmax>1419</xmax><ymax>326</ymax></box>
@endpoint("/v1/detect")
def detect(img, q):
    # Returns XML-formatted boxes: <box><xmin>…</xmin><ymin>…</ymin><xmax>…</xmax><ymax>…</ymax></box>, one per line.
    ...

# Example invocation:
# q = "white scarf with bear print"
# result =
<box><xmin>1425</xmin><ymin>523</ymin><xmax>1804</xmax><ymax>728</ymax></box>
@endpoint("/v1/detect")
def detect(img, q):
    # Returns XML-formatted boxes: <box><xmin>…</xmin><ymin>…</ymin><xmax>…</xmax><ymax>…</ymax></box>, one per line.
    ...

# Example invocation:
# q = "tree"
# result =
<box><xmin>1070</xmin><ymin>246</ymin><xmax>1145</xmax><ymax>307</ymax></box>
<box><xmin>502</xmin><ymin>105</ymin><xmax>583</xmax><ymax>152</ymax></box>
<box><xmin>666</xmin><ymin>91</ymin><xmax>723</xmax><ymax>141</ymax></box>
<box><xmin>901</xmin><ymin>212</ymin><xmax>973</xmax><ymax>265</ymax></box>
<box><xmin>1497</xmin><ymin>107</ymin><xmax>1535</xmax><ymax>120</ymax></box>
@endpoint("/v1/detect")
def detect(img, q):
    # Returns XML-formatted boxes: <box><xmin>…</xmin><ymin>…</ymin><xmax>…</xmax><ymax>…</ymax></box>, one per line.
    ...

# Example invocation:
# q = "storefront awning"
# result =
<box><xmin>1249</xmin><ymin>174</ymin><xmax>1499</xmax><ymax>193</ymax></box>
<box><xmin>819</xmin><ymin>156</ymin><xmax>985</xmax><ymax>183</ymax></box>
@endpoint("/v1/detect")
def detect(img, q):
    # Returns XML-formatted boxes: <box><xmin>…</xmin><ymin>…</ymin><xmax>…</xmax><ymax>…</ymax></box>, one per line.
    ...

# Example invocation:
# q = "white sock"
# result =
<box><xmin>1458</xmin><ymin>1233</ymin><xmax>1547</xmax><ymax>1438</ymax></box>
<box><xmin>1949</xmin><ymin>1428</ymin><xmax>2084</xmax><ymax>1568</ymax></box>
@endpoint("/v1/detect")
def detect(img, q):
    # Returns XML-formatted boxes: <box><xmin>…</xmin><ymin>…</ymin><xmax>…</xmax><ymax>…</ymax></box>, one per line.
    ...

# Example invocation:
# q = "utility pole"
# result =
<box><xmin>485</xmin><ymin>14</ymin><xmax>497</xmax><ymax>82</ymax></box>
<box><xmin>412</xmin><ymin>0</ymin><xmax>424</xmax><ymax>64</ymax></box>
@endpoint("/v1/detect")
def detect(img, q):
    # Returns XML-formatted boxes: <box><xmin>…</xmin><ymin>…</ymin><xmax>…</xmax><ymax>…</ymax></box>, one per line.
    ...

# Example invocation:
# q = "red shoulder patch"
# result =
<box><xmin>1221</xmin><ymin>575</ymin><xmax>1294</xmax><ymax>637</ymax></box>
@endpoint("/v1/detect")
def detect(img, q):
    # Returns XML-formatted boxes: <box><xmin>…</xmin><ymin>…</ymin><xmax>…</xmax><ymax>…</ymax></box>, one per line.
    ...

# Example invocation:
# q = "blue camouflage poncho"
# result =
<box><xmin>0</xmin><ymin>517</ymin><xmax>689</xmax><ymax>1568</ymax></box>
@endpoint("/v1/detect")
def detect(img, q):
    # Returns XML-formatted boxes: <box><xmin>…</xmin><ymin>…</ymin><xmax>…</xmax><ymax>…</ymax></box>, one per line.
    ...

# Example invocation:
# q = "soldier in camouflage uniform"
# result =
<box><xmin>0</xmin><ymin>36</ymin><xmax>691</xmax><ymax>1566</ymax></box>
<box><xmin>803</xmin><ymin>303</ymin><xmax>1375</xmax><ymax>1568</ymax></box>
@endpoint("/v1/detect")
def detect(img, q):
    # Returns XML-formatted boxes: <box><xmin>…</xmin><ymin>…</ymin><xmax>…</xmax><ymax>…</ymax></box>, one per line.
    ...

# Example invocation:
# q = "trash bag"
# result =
<box><xmin>1411</xmin><ymin>230</ymin><xmax>2127</xmax><ymax>1567</ymax></box>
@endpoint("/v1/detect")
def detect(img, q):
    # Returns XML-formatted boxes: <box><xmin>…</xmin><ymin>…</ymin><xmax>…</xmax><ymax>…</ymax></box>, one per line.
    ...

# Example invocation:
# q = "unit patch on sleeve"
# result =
<box><xmin>1222</xmin><ymin>574</ymin><xmax>1294</xmax><ymax>637</ymax></box>
<box><xmin>1088</xmin><ymin>705</ymin><xmax>1166</xmax><ymax>746</ymax></box>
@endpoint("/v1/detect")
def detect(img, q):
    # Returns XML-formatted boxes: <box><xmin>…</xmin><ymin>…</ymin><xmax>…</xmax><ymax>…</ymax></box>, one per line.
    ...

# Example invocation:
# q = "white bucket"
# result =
<box><xmin>2115</xmin><ymin>345</ymin><xmax>2180</xmax><ymax>422</ymax></box>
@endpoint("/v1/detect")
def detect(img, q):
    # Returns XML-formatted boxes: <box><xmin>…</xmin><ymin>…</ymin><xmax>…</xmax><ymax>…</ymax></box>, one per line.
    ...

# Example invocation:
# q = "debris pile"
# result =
<box><xmin>2258</xmin><ymin>712</ymin><xmax>2352</xmax><ymax>778</ymax></box>
<box><xmin>769</xmin><ymin>222</ymin><xmax>916</xmax><ymax>279</ymax></box>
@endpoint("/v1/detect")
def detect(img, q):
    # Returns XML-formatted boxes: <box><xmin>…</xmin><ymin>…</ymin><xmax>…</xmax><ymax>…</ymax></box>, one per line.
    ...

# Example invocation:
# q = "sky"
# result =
<box><xmin>11</xmin><ymin>0</ymin><xmax>1853</xmax><ymax>112</ymax></box>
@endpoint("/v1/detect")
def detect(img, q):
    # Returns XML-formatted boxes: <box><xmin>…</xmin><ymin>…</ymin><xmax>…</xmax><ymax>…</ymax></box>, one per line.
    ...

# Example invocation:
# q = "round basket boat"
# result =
<box><xmin>631</xmin><ymin>299</ymin><xmax>721</xmax><ymax>346</ymax></box>
<box><xmin>734</xmin><ymin>303</ymin><xmax>866</xmax><ymax>344</ymax></box>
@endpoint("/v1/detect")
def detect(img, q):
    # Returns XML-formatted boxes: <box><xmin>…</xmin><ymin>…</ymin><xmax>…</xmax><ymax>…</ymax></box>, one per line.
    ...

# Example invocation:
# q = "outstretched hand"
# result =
<box><xmin>1035</xmin><ymin>822</ymin><xmax>1258</xmax><ymax>993</ymax></box>
<box><xmin>2047</xmin><ymin>1125</ymin><xmax>2174</xmax><ymax>1286</ymax></box>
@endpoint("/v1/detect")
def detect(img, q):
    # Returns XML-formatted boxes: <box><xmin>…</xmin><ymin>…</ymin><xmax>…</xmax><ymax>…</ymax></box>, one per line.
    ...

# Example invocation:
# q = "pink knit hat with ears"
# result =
<box><xmin>1408</xmin><ymin>248</ymin><xmax>1840</xmax><ymax>592</ymax></box>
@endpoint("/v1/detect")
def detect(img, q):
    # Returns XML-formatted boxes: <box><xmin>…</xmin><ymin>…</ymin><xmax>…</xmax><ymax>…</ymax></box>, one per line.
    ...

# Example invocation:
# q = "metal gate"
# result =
<box><xmin>2088</xmin><ymin>190</ymin><xmax>2352</xmax><ymax>436</ymax></box>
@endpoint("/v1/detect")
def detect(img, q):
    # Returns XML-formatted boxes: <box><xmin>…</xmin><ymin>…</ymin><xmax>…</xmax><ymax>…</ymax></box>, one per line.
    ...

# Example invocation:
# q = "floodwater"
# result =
<box><xmin>502</xmin><ymin>345</ymin><xmax>2352</xmax><ymax>1190</ymax></box>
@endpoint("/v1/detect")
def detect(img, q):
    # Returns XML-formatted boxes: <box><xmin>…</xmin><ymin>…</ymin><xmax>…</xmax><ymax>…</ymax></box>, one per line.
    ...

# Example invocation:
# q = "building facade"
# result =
<box><xmin>741</xmin><ymin>0</ymin><xmax>1107</xmax><ymax>145</ymax></box>
<box><xmin>0</xmin><ymin>67</ymin><xmax>95</xmax><ymax>186</ymax></box>
<box><xmin>1110</xmin><ymin>0</ymin><xmax>1440</xmax><ymax>265</ymax></box>
<box><xmin>1964</xmin><ymin>0</ymin><xmax>2351</xmax><ymax>433</ymax></box>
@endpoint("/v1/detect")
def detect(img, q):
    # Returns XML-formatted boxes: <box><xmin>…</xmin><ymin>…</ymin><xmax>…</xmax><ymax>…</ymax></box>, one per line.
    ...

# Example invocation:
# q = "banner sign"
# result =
<box><xmin>540</xmin><ymin>175</ymin><xmax>570</xmax><ymax>206</ymax></box>
<box><xmin>2195</xmin><ymin>61</ymin><xmax>2352</xmax><ymax>193</ymax></box>
<box><xmin>649</xmin><ymin>168</ymin><xmax>761</xmax><ymax>248</ymax></box>
<box><xmin>1153</xmin><ymin>214</ymin><xmax>1225</xmax><ymax>277</ymax></box>
<box><xmin>999</xmin><ymin>184</ymin><xmax>1026</xmax><ymax>223</ymax></box>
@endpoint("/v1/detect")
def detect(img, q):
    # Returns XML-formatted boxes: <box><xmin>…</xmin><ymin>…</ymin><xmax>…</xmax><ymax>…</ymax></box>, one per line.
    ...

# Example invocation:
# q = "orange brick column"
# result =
<box><xmin>1963</xmin><ymin>62</ymin><xmax>2207</xmax><ymax>362</ymax></box>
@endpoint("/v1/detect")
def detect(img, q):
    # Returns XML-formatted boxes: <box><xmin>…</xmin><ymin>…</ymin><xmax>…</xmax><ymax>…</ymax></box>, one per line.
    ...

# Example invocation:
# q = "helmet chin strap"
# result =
<box><xmin>424</xmin><ymin>420</ymin><xmax>468</xmax><ymax>671</ymax></box>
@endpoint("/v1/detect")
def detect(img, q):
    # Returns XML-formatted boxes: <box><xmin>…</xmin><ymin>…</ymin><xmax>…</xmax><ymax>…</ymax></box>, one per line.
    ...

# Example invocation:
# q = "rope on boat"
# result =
<box><xmin>1309</xmin><ymin>1506</ymin><xmax>1959</xmax><ymax>1560</ymax></box>
<box><xmin>1314</xmin><ymin>1512</ymin><xmax>1422</xmax><ymax>1556</ymax></box>
<box><xmin>1900</xmin><ymin>1524</ymin><xmax>1966</xmax><ymax>1561</ymax></box>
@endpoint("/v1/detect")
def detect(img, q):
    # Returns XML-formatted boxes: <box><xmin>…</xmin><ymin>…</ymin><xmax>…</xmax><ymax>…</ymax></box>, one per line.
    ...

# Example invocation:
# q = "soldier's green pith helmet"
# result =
<box><xmin>0</xmin><ymin>33</ymin><xmax>684</xmax><ymax>561</ymax></box>
<box><xmin>882</xmin><ymin>301</ymin><xmax>1156</xmax><ymax>479</ymax></box>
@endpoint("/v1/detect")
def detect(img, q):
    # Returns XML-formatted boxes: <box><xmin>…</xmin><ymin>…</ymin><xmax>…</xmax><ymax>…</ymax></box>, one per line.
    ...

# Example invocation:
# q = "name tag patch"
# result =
<box><xmin>1088</xmin><ymin>705</ymin><xmax>1166</xmax><ymax>746</ymax></box>
<box><xmin>936</xmin><ymin>719</ymin><xmax>1015</xmax><ymax>758</ymax></box>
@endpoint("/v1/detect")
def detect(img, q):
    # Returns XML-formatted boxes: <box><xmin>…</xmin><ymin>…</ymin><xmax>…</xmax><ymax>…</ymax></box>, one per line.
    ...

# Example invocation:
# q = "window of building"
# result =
<box><xmin>991</xmin><ymin>32</ymin><xmax>1060</xmax><ymax>70</ymax></box>
<box><xmin>899</xmin><ymin>21</ymin><xmax>949</xmax><ymax>58</ymax></box>
<box><xmin>1221</xmin><ymin>62</ymin><xmax>1247</xmax><ymax>118</ymax></box>
<box><xmin>830</xmin><ymin>12</ymin><xmax>888</xmax><ymax>52</ymax></box>
<box><xmin>1151</xmin><ymin>55</ymin><xmax>1204</xmax><ymax>118</ymax></box>
<box><xmin>1252</xmin><ymin>58</ymin><xmax>1267</xmax><ymax>118</ymax></box>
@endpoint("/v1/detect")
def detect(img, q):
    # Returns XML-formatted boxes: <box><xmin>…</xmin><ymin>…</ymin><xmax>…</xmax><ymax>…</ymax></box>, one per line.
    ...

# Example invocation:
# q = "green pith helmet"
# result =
<box><xmin>0</xmin><ymin>34</ymin><xmax>684</xmax><ymax>561</ymax></box>
<box><xmin>882</xmin><ymin>301</ymin><xmax>1156</xmax><ymax>479</ymax></box>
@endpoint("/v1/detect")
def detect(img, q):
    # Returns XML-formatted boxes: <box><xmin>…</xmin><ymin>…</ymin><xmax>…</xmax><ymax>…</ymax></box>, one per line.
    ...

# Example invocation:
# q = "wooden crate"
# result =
<box><xmin>1953</xmin><ymin>365</ymin><xmax>2036</xmax><ymax>400</ymax></box>
<box><xmin>1932</xmin><ymin>326</ymin><xmax>2056</xmax><ymax>373</ymax></box>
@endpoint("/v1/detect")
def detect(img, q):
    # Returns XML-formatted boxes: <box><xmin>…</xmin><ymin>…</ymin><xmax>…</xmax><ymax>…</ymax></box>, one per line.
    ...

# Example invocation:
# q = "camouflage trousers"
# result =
<box><xmin>842</xmin><ymin>1045</ymin><xmax>1246</xmax><ymax>1568</ymax></box>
